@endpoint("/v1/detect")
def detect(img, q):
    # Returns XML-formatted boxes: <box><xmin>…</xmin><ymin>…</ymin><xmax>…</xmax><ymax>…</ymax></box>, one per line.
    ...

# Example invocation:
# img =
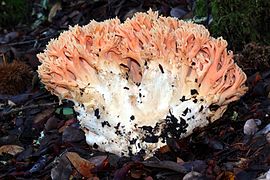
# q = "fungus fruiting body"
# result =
<box><xmin>37</xmin><ymin>11</ymin><xmax>248</xmax><ymax>156</ymax></box>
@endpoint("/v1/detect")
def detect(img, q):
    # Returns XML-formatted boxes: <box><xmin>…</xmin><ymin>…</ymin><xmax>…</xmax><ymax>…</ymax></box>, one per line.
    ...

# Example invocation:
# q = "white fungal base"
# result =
<box><xmin>74</xmin><ymin>61</ymin><xmax>213</xmax><ymax>157</ymax></box>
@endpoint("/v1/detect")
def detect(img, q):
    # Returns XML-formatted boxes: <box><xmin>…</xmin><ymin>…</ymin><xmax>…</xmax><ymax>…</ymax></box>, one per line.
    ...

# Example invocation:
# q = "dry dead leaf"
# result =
<box><xmin>33</xmin><ymin>108</ymin><xmax>55</xmax><ymax>125</ymax></box>
<box><xmin>159</xmin><ymin>145</ymin><xmax>171</xmax><ymax>154</ymax></box>
<box><xmin>224</xmin><ymin>171</ymin><xmax>235</xmax><ymax>180</ymax></box>
<box><xmin>0</xmin><ymin>145</ymin><xmax>24</xmax><ymax>156</ymax></box>
<box><xmin>48</xmin><ymin>2</ymin><xmax>62</xmax><ymax>22</ymax></box>
<box><xmin>66</xmin><ymin>152</ymin><xmax>95</xmax><ymax>178</ymax></box>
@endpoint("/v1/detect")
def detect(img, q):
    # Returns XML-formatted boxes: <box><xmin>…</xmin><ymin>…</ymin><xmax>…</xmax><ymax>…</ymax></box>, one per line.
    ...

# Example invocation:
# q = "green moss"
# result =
<box><xmin>195</xmin><ymin>0</ymin><xmax>270</xmax><ymax>51</ymax></box>
<box><xmin>194</xmin><ymin>0</ymin><xmax>208</xmax><ymax>17</ymax></box>
<box><xmin>0</xmin><ymin>0</ymin><xmax>31</xmax><ymax>28</ymax></box>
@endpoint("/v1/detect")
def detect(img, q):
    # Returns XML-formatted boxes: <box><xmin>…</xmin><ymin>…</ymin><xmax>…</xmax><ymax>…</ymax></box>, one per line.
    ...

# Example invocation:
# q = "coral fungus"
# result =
<box><xmin>37</xmin><ymin>10</ymin><xmax>247</xmax><ymax>156</ymax></box>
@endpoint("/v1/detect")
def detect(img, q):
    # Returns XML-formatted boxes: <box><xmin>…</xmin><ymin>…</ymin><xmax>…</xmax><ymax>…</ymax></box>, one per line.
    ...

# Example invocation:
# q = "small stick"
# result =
<box><xmin>1</xmin><ymin>102</ymin><xmax>59</xmax><ymax>116</ymax></box>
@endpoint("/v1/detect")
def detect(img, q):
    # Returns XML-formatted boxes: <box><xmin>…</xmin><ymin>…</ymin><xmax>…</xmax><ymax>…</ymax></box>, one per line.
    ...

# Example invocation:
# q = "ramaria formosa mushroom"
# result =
<box><xmin>37</xmin><ymin>10</ymin><xmax>248</xmax><ymax>157</ymax></box>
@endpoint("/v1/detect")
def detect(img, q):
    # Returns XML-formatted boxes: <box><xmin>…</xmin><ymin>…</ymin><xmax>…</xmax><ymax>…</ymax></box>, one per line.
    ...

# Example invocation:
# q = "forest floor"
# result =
<box><xmin>0</xmin><ymin>1</ymin><xmax>269</xmax><ymax>179</ymax></box>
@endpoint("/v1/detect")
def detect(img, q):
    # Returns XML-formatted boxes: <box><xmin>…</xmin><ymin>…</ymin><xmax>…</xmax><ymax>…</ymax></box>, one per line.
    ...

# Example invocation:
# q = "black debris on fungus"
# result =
<box><xmin>160</xmin><ymin>111</ymin><xmax>188</xmax><ymax>140</ymax></box>
<box><xmin>125</xmin><ymin>72</ymin><xmax>129</xmax><ymax>80</ymax></box>
<box><xmin>195</xmin><ymin>78</ymin><xmax>198</xmax><ymax>83</ymax></box>
<box><xmin>180</xmin><ymin>96</ymin><xmax>190</xmax><ymax>102</ymax></box>
<box><xmin>199</xmin><ymin>105</ymin><xmax>204</xmax><ymax>112</ymax></box>
<box><xmin>141</xmin><ymin>126</ymin><xmax>159</xmax><ymax>143</ymax></box>
<box><xmin>101</xmin><ymin>121</ymin><xmax>111</xmax><ymax>127</ymax></box>
<box><xmin>206</xmin><ymin>116</ymin><xmax>211</xmax><ymax>123</ymax></box>
<box><xmin>128</xmin><ymin>147</ymin><xmax>133</xmax><ymax>156</ymax></box>
<box><xmin>94</xmin><ymin>108</ymin><xmax>100</xmax><ymax>119</ymax></box>
<box><xmin>158</xmin><ymin>64</ymin><xmax>164</xmax><ymax>73</ymax></box>
<box><xmin>142</xmin><ymin>126</ymin><xmax>153</xmax><ymax>132</ymax></box>
<box><xmin>114</xmin><ymin>122</ymin><xmax>122</xmax><ymax>136</ymax></box>
<box><xmin>144</xmin><ymin>61</ymin><xmax>149</xmax><ymax>69</ymax></box>
<box><xmin>182</xmin><ymin>107</ymin><xmax>191</xmax><ymax>116</ymax></box>
<box><xmin>144</xmin><ymin>134</ymin><xmax>159</xmax><ymax>143</ymax></box>
<box><xmin>130</xmin><ymin>138</ymin><xmax>137</xmax><ymax>144</ymax></box>
<box><xmin>191</xmin><ymin>62</ymin><xmax>196</xmax><ymax>66</ymax></box>
<box><xmin>81</xmin><ymin>103</ymin><xmax>85</xmax><ymax>109</ymax></box>
<box><xmin>123</xmin><ymin>87</ymin><xmax>129</xmax><ymax>90</ymax></box>
<box><xmin>209</xmin><ymin>104</ymin><xmax>220</xmax><ymax>111</ymax></box>
<box><xmin>79</xmin><ymin>88</ymin><xmax>85</xmax><ymax>96</ymax></box>
<box><xmin>139</xmin><ymin>93</ymin><xmax>142</xmax><ymax>98</ymax></box>
<box><xmin>191</xmin><ymin>89</ymin><xmax>199</xmax><ymax>95</ymax></box>
<box><xmin>93</xmin><ymin>143</ymin><xmax>99</xmax><ymax>149</ymax></box>
<box><xmin>130</xmin><ymin>115</ymin><xmax>135</xmax><ymax>121</ymax></box>
<box><xmin>115</xmin><ymin>130</ymin><xmax>122</xmax><ymax>136</ymax></box>
<box><xmin>193</xmin><ymin>99</ymin><xmax>198</xmax><ymax>103</ymax></box>
<box><xmin>138</xmin><ymin>110</ymin><xmax>190</xmax><ymax>145</ymax></box>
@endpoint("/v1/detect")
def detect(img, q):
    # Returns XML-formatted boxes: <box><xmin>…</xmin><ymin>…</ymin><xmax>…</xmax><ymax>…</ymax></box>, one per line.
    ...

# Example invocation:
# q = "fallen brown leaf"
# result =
<box><xmin>66</xmin><ymin>152</ymin><xmax>95</xmax><ymax>178</ymax></box>
<box><xmin>48</xmin><ymin>2</ymin><xmax>62</xmax><ymax>22</ymax></box>
<box><xmin>33</xmin><ymin>108</ymin><xmax>55</xmax><ymax>125</ymax></box>
<box><xmin>0</xmin><ymin>145</ymin><xmax>24</xmax><ymax>156</ymax></box>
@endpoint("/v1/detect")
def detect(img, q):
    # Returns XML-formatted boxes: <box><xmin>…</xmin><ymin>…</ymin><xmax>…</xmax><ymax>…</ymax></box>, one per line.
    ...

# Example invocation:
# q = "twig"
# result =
<box><xmin>0</xmin><ymin>36</ymin><xmax>55</xmax><ymax>48</ymax></box>
<box><xmin>2</xmin><ymin>102</ymin><xmax>59</xmax><ymax>116</ymax></box>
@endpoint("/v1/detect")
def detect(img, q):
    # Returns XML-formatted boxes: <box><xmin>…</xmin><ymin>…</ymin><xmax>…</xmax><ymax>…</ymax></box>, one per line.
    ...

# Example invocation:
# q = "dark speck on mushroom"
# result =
<box><xmin>159</xmin><ymin>64</ymin><xmax>164</xmax><ymax>73</ymax></box>
<box><xmin>191</xmin><ymin>89</ymin><xmax>198</xmax><ymax>95</ymax></box>
<box><xmin>101</xmin><ymin>121</ymin><xmax>111</xmax><ymax>127</ymax></box>
<box><xmin>93</xmin><ymin>143</ymin><xmax>99</xmax><ymax>149</ymax></box>
<box><xmin>180</xmin><ymin>96</ymin><xmax>190</xmax><ymax>102</ymax></box>
<box><xmin>182</xmin><ymin>107</ymin><xmax>190</xmax><ymax>116</ymax></box>
<box><xmin>94</xmin><ymin>108</ymin><xmax>100</xmax><ymax>119</ymax></box>
<box><xmin>130</xmin><ymin>138</ymin><xmax>137</xmax><ymax>144</ymax></box>
<box><xmin>130</xmin><ymin>115</ymin><xmax>135</xmax><ymax>121</ymax></box>
<box><xmin>199</xmin><ymin>105</ymin><xmax>204</xmax><ymax>112</ymax></box>
<box><xmin>209</xmin><ymin>104</ymin><xmax>220</xmax><ymax>111</ymax></box>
